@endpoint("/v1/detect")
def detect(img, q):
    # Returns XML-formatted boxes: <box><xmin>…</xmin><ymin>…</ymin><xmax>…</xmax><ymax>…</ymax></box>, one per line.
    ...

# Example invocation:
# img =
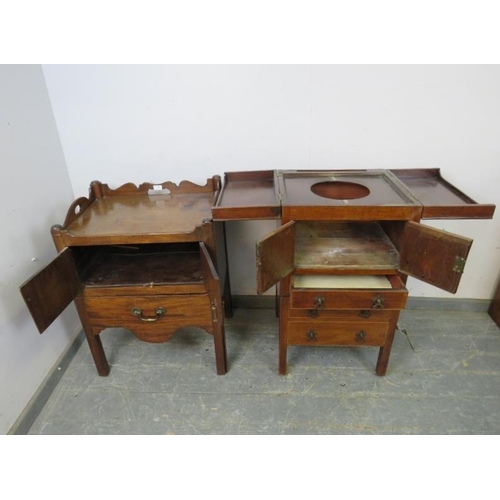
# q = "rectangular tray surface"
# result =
<box><xmin>390</xmin><ymin>168</ymin><xmax>476</xmax><ymax>206</ymax></box>
<box><xmin>64</xmin><ymin>192</ymin><xmax>214</xmax><ymax>239</ymax></box>
<box><xmin>212</xmin><ymin>170</ymin><xmax>280</xmax><ymax>219</ymax></box>
<box><xmin>390</xmin><ymin>168</ymin><xmax>495</xmax><ymax>219</ymax></box>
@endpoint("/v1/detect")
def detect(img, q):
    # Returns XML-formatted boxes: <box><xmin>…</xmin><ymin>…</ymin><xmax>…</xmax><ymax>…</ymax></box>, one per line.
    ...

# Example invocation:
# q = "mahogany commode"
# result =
<box><xmin>213</xmin><ymin>168</ymin><xmax>495</xmax><ymax>376</ymax></box>
<box><xmin>21</xmin><ymin>178</ymin><xmax>231</xmax><ymax>375</ymax></box>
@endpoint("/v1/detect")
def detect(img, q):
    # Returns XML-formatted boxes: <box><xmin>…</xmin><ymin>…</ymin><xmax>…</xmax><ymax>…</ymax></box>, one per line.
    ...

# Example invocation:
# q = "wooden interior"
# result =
<box><xmin>81</xmin><ymin>244</ymin><xmax>204</xmax><ymax>288</ymax></box>
<box><xmin>294</xmin><ymin>221</ymin><xmax>399</xmax><ymax>273</ymax></box>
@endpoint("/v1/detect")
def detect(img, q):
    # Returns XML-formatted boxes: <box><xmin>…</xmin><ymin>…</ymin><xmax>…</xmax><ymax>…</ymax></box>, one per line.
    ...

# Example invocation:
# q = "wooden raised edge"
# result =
<box><xmin>421</xmin><ymin>204</ymin><xmax>496</xmax><ymax>219</ymax></box>
<box><xmin>99</xmin><ymin>177</ymin><xmax>219</xmax><ymax>196</ymax></box>
<box><xmin>283</xmin><ymin>205</ymin><xmax>423</xmax><ymax>222</ymax></box>
<box><xmin>212</xmin><ymin>205</ymin><xmax>281</xmax><ymax>220</ymax></box>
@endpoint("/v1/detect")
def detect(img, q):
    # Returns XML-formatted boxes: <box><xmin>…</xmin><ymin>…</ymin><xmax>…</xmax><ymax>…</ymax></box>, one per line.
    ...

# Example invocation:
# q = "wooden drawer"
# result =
<box><xmin>287</xmin><ymin>321</ymin><xmax>388</xmax><ymax>346</ymax></box>
<box><xmin>288</xmin><ymin>308</ymin><xmax>393</xmax><ymax>321</ymax></box>
<box><xmin>291</xmin><ymin>274</ymin><xmax>407</xmax><ymax>311</ymax></box>
<box><xmin>83</xmin><ymin>294</ymin><xmax>213</xmax><ymax>342</ymax></box>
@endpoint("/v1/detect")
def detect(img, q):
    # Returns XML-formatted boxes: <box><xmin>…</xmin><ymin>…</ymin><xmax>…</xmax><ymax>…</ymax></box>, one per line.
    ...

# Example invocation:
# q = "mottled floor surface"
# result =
<box><xmin>28</xmin><ymin>308</ymin><xmax>500</xmax><ymax>434</ymax></box>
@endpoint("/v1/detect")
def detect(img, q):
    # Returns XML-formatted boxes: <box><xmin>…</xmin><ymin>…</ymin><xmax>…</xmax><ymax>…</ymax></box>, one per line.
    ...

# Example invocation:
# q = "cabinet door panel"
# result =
<box><xmin>20</xmin><ymin>247</ymin><xmax>81</xmax><ymax>333</ymax></box>
<box><xmin>256</xmin><ymin>221</ymin><xmax>296</xmax><ymax>294</ymax></box>
<box><xmin>200</xmin><ymin>241</ymin><xmax>220</xmax><ymax>298</ymax></box>
<box><xmin>399</xmin><ymin>221</ymin><xmax>472</xmax><ymax>293</ymax></box>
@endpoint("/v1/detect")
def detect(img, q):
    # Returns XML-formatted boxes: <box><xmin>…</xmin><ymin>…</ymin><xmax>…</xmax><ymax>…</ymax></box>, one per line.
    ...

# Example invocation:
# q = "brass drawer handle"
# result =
<box><xmin>309</xmin><ymin>296</ymin><xmax>325</xmax><ymax>318</ymax></box>
<box><xmin>307</xmin><ymin>330</ymin><xmax>317</xmax><ymax>342</ymax></box>
<box><xmin>131</xmin><ymin>307</ymin><xmax>166</xmax><ymax>322</ymax></box>
<box><xmin>314</xmin><ymin>296</ymin><xmax>325</xmax><ymax>309</ymax></box>
<box><xmin>372</xmin><ymin>294</ymin><xmax>384</xmax><ymax>310</ymax></box>
<box><xmin>356</xmin><ymin>330</ymin><xmax>367</xmax><ymax>343</ymax></box>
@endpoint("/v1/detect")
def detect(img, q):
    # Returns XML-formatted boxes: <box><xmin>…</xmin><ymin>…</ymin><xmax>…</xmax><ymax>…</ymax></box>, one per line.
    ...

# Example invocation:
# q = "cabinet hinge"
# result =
<box><xmin>453</xmin><ymin>256</ymin><xmax>466</xmax><ymax>273</ymax></box>
<box><xmin>211</xmin><ymin>300</ymin><xmax>218</xmax><ymax>322</ymax></box>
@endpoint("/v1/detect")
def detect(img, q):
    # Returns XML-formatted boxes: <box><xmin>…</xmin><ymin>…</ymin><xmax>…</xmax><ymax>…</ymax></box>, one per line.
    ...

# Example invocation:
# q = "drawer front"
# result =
<box><xmin>287</xmin><ymin>321</ymin><xmax>388</xmax><ymax>347</ymax></box>
<box><xmin>288</xmin><ymin>308</ymin><xmax>393</xmax><ymax>321</ymax></box>
<box><xmin>84</xmin><ymin>294</ymin><xmax>213</xmax><ymax>342</ymax></box>
<box><xmin>291</xmin><ymin>283</ymin><xmax>408</xmax><ymax>311</ymax></box>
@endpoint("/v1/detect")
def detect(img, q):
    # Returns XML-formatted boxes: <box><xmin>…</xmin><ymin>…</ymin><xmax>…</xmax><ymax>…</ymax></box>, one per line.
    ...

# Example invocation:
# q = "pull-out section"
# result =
<box><xmin>389</xmin><ymin>168</ymin><xmax>495</xmax><ymax>219</ymax></box>
<box><xmin>213</xmin><ymin>170</ymin><xmax>281</xmax><ymax>220</ymax></box>
<box><xmin>291</xmin><ymin>274</ymin><xmax>408</xmax><ymax>312</ymax></box>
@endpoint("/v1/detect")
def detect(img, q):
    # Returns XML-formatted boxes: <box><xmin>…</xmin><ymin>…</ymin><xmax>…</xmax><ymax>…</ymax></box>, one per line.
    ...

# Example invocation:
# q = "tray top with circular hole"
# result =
<box><xmin>279</xmin><ymin>170</ymin><xmax>419</xmax><ymax>207</ymax></box>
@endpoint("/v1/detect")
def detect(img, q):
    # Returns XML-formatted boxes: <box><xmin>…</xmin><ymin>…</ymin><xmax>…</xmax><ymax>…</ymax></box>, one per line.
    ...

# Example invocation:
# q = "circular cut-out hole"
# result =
<box><xmin>310</xmin><ymin>181</ymin><xmax>370</xmax><ymax>200</ymax></box>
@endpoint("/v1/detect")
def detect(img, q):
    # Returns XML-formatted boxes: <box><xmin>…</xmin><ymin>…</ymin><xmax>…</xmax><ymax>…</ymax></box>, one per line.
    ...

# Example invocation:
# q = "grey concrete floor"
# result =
<box><xmin>27</xmin><ymin>308</ymin><xmax>500</xmax><ymax>434</ymax></box>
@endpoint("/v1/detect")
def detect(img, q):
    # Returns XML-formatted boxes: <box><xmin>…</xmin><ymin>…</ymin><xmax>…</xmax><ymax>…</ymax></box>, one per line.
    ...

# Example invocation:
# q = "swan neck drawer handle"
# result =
<box><xmin>131</xmin><ymin>307</ymin><xmax>166</xmax><ymax>322</ymax></box>
<box><xmin>309</xmin><ymin>296</ymin><xmax>325</xmax><ymax>318</ymax></box>
<box><xmin>372</xmin><ymin>295</ymin><xmax>384</xmax><ymax>310</ymax></box>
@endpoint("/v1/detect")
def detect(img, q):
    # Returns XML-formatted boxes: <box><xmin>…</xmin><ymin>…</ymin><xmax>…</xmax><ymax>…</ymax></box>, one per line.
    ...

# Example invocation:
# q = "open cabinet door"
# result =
<box><xmin>20</xmin><ymin>247</ymin><xmax>81</xmax><ymax>333</ymax></box>
<box><xmin>399</xmin><ymin>221</ymin><xmax>473</xmax><ymax>294</ymax></box>
<box><xmin>256</xmin><ymin>221</ymin><xmax>296</xmax><ymax>294</ymax></box>
<box><xmin>200</xmin><ymin>241</ymin><xmax>220</xmax><ymax>297</ymax></box>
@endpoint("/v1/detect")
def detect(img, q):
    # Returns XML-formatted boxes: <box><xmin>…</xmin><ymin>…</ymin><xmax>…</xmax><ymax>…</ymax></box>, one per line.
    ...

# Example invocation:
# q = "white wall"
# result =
<box><xmin>0</xmin><ymin>65</ymin><xmax>80</xmax><ymax>434</ymax></box>
<box><xmin>42</xmin><ymin>65</ymin><xmax>500</xmax><ymax>299</ymax></box>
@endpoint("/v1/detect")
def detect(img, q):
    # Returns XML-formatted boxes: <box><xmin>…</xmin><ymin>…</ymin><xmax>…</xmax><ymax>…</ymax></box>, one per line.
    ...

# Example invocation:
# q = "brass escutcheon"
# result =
<box><xmin>314</xmin><ymin>296</ymin><xmax>325</xmax><ymax>309</ymax></box>
<box><xmin>307</xmin><ymin>330</ymin><xmax>317</xmax><ymax>342</ymax></box>
<box><xmin>356</xmin><ymin>330</ymin><xmax>367</xmax><ymax>343</ymax></box>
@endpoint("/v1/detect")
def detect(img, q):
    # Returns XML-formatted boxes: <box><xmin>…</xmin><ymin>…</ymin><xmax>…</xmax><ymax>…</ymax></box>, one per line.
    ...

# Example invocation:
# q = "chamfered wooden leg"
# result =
<box><xmin>74</xmin><ymin>298</ymin><xmax>110</xmax><ymax>376</ymax></box>
<box><xmin>213</xmin><ymin>320</ymin><xmax>227</xmax><ymax>375</ymax></box>
<box><xmin>375</xmin><ymin>312</ymin><xmax>399</xmax><ymax>376</ymax></box>
<box><xmin>279</xmin><ymin>295</ymin><xmax>288</xmax><ymax>375</ymax></box>
<box><xmin>84</xmin><ymin>331</ymin><xmax>110</xmax><ymax>377</ymax></box>
<box><xmin>223</xmin><ymin>270</ymin><xmax>233</xmax><ymax>319</ymax></box>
